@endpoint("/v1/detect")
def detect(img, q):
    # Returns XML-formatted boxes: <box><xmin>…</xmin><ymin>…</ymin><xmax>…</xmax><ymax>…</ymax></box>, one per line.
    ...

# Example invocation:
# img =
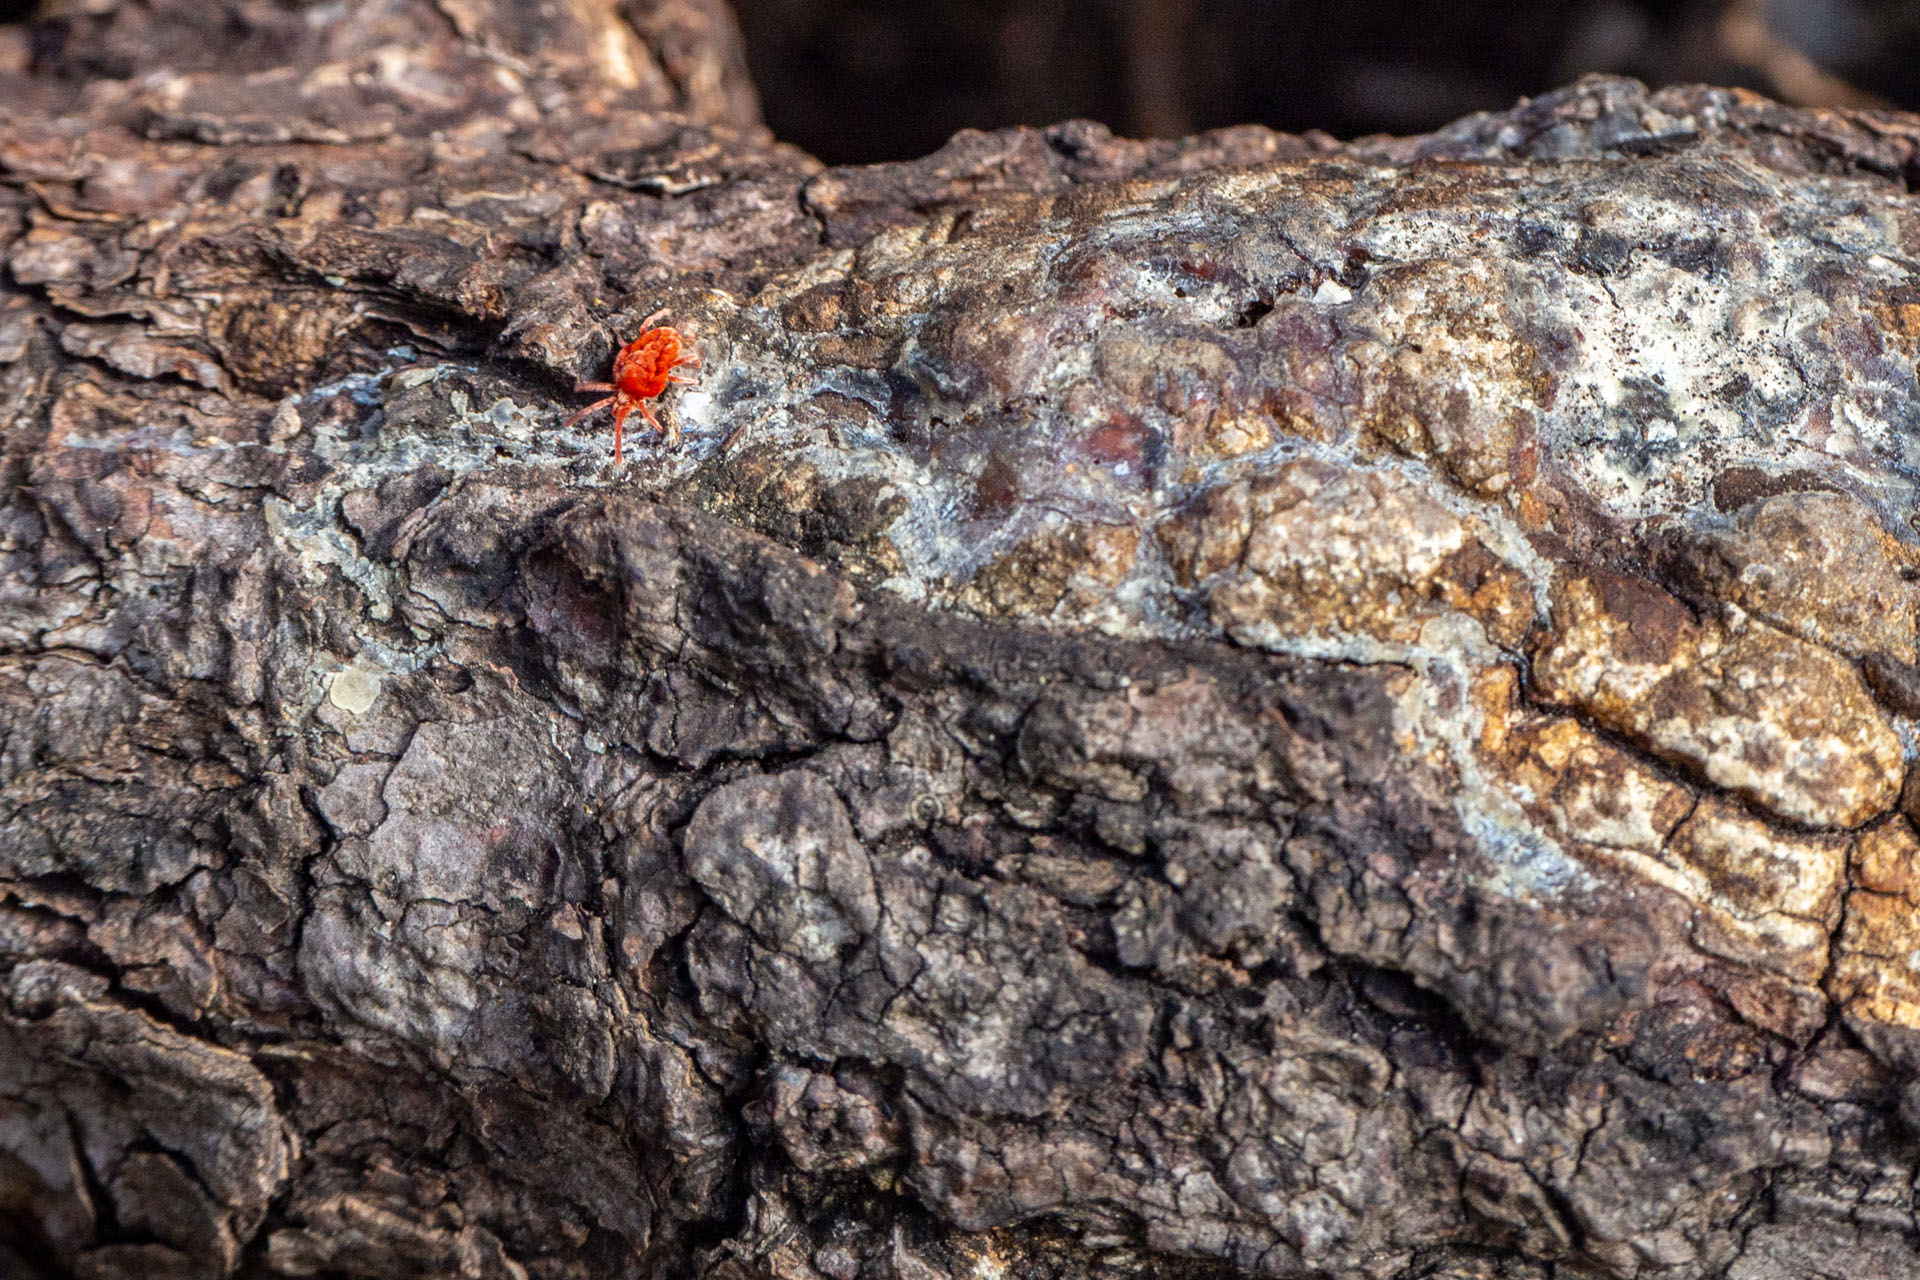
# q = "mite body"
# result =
<box><xmin>564</xmin><ymin>309</ymin><xmax>702</xmax><ymax>460</ymax></box>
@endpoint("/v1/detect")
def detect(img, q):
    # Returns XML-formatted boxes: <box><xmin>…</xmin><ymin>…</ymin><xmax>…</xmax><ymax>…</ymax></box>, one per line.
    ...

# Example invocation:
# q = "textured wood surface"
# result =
<box><xmin>5</xmin><ymin>6</ymin><xmax>1920</xmax><ymax>1277</ymax></box>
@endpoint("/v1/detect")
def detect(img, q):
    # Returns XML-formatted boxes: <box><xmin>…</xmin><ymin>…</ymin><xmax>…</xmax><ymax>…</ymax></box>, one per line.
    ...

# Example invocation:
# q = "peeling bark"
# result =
<box><xmin>4</xmin><ymin>5</ymin><xmax>1920</xmax><ymax>1278</ymax></box>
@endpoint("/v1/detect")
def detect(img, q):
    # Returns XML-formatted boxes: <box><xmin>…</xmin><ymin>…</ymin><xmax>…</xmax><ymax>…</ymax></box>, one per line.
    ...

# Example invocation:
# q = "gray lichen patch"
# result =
<box><xmin>631</xmin><ymin>86</ymin><xmax>1920</xmax><ymax>982</ymax></box>
<box><xmin>703</xmin><ymin>129</ymin><xmax>1920</xmax><ymax>614</ymax></box>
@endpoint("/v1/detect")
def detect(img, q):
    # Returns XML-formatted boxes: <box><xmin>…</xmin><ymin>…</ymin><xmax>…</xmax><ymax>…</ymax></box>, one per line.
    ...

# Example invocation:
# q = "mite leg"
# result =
<box><xmin>667</xmin><ymin>374</ymin><xmax>697</xmax><ymax>385</ymax></box>
<box><xmin>636</xmin><ymin>307</ymin><xmax>669</xmax><ymax>332</ymax></box>
<box><xmin>563</xmin><ymin>396</ymin><xmax>615</xmax><ymax>430</ymax></box>
<box><xmin>612</xmin><ymin>402</ymin><xmax>634</xmax><ymax>462</ymax></box>
<box><xmin>573</xmin><ymin>380</ymin><xmax>616</xmax><ymax>393</ymax></box>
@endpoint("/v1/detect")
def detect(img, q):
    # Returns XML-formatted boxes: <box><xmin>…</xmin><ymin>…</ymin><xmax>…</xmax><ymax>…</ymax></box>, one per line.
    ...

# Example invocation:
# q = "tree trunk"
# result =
<box><xmin>4</xmin><ymin>5</ymin><xmax>1920</xmax><ymax>1277</ymax></box>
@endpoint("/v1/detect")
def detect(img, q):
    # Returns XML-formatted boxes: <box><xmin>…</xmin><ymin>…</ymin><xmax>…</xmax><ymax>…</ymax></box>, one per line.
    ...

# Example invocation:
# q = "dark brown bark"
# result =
<box><xmin>5</xmin><ymin>6</ymin><xmax>1920</xmax><ymax>1279</ymax></box>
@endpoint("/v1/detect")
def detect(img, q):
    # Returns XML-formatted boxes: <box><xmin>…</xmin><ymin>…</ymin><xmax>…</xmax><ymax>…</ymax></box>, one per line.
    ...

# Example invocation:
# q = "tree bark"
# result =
<box><xmin>4</xmin><ymin>6</ymin><xmax>1920</xmax><ymax>1278</ymax></box>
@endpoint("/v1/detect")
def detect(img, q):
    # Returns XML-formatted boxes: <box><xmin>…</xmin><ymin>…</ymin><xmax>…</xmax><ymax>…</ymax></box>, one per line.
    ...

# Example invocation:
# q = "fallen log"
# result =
<box><xmin>4</xmin><ymin>5</ymin><xmax>1920</xmax><ymax>1277</ymax></box>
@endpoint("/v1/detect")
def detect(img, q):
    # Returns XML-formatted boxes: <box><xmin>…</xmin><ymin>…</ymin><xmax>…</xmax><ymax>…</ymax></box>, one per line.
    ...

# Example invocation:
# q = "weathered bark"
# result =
<box><xmin>4</xmin><ymin>4</ymin><xmax>1920</xmax><ymax>1278</ymax></box>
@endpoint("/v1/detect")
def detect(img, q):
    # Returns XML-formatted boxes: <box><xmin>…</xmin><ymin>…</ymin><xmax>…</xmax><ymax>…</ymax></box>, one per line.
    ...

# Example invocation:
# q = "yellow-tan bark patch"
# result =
<box><xmin>1671</xmin><ymin>489</ymin><xmax>1918</xmax><ymax>661</ymax></box>
<box><xmin>1834</xmin><ymin>820</ymin><xmax>1920</xmax><ymax>1030</ymax></box>
<box><xmin>1481</xmin><ymin>685</ymin><xmax>1846</xmax><ymax>983</ymax></box>
<box><xmin>1532</xmin><ymin>567</ymin><xmax>1902</xmax><ymax>829</ymax></box>
<box><xmin>1161</xmin><ymin>457</ymin><xmax>1533</xmax><ymax>648</ymax></box>
<box><xmin>963</xmin><ymin>523</ymin><xmax>1140</xmax><ymax>619</ymax></box>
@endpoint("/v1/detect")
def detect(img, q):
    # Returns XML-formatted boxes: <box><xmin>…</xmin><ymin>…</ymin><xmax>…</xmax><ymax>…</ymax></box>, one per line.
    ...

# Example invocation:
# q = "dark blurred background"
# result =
<box><xmin>1</xmin><ymin>0</ymin><xmax>1916</xmax><ymax>162</ymax></box>
<box><xmin>732</xmin><ymin>0</ymin><xmax>1920</xmax><ymax>162</ymax></box>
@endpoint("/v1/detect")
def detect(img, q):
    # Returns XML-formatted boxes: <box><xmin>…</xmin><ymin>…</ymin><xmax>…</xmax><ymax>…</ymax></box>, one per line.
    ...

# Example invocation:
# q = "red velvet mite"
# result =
<box><xmin>563</xmin><ymin>309</ymin><xmax>703</xmax><ymax>461</ymax></box>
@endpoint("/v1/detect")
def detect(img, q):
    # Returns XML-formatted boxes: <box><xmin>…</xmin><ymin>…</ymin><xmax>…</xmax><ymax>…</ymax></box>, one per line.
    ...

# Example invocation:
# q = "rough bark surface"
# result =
<box><xmin>4</xmin><ymin>4</ymin><xmax>1920</xmax><ymax>1278</ymax></box>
